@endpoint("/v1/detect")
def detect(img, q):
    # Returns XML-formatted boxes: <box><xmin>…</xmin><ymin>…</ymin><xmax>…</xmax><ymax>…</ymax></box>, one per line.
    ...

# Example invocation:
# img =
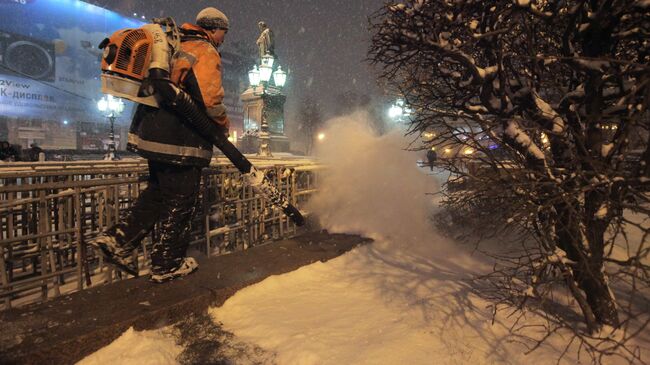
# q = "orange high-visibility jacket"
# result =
<box><xmin>171</xmin><ymin>23</ymin><xmax>230</xmax><ymax>130</ymax></box>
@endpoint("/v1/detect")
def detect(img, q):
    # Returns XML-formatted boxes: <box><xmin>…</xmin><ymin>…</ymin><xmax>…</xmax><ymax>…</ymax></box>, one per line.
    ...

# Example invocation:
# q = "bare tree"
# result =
<box><xmin>370</xmin><ymin>0</ymin><xmax>649</xmax><ymax>363</ymax></box>
<box><xmin>298</xmin><ymin>95</ymin><xmax>324</xmax><ymax>155</ymax></box>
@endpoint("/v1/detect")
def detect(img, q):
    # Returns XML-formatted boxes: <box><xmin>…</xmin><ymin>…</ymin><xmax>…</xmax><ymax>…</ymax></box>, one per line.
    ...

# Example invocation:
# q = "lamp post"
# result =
<box><xmin>246</xmin><ymin>54</ymin><xmax>287</xmax><ymax>157</ymax></box>
<box><xmin>97</xmin><ymin>95</ymin><xmax>125</xmax><ymax>160</ymax></box>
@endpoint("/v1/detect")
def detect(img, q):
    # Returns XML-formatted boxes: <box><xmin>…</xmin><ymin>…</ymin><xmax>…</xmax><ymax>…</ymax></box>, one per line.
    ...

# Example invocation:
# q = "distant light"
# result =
<box><xmin>431</xmin><ymin>146</ymin><xmax>435</xmax><ymax>151</ymax></box>
<box><xmin>463</xmin><ymin>148</ymin><xmax>474</xmax><ymax>155</ymax></box>
<box><xmin>141</xmin><ymin>15</ymin><xmax>145</xmax><ymax>19</ymax></box>
<box><xmin>133</xmin><ymin>12</ymin><xmax>137</xmax><ymax>17</ymax></box>
<box><xmin>388</xmin><ymin>105</ymin><xmax>403</xmax><ymax>119</ymax></box>
<box><xmin>444</xmin><ymin>147</ymin><xmax>451</xmax><ymax>154</ymax></box>
<box><xmin>317</xmin><ymin>133</ymin><xmax>326</xmax><ymax>141</ymax></box>
<box><xmin>97</xmin><ymin>98</ymin><xmax>108</xmax><ymax>112</ymax></box>
<box><xmin>488</xmin><ymin>144</ymin><xmax>498</xmax><ymax>150</ymax></box>
<box><xmin>540</xmin><ymin>132</ymin><xmax>549</xmax><ymax>144</ymax></box>
<box><xmin>98</xmin><ymin>95</ymin><xmax>125</xmax><ymax>115</ymax></box>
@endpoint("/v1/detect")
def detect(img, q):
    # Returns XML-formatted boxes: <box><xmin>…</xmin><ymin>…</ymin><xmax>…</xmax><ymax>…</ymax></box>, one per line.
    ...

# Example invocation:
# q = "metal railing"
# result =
<box><xmin>0</xmin><ymin>157</ymin><xmax>321</xmax><ymax>309</ymax></box>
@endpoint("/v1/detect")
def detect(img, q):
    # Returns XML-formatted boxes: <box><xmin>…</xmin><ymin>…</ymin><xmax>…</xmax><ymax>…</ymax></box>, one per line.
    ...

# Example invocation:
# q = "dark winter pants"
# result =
<box><xmin>106</xmin><ymin>160</ymin><xmax>202</xmax><ymax>274</ymax></box>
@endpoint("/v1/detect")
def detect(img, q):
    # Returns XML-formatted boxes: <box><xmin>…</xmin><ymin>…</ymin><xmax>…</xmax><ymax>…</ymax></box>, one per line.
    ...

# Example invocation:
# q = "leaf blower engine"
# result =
<box><xmin>98</xmin><ymin>17</ymin><xmax>180</xmax><ymax>107</ymax></box>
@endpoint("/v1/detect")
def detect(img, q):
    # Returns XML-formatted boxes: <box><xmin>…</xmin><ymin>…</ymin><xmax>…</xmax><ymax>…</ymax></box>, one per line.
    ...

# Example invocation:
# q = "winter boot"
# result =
<box><xmin>90</xmin><ymin>234</ymin><xmax>139</xmax><ymax>277</ymax></box>
<box><xmin>149</xmin><ymin>257</ymin><xmax>199</xmax><ymax>283</ymax></box>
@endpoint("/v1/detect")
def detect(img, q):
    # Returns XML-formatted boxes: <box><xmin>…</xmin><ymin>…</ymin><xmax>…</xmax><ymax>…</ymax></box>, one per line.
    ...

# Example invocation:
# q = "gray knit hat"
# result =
<box><xmin>196</xmin><ymin>7</ymin><xmax>229</xmax><ymax>30</ymax></box>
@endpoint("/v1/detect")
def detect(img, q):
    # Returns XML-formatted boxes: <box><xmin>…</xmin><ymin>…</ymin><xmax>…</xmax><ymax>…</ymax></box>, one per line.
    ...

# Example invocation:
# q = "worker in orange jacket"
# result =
<box><xmin>93</xmin><ymin>7</ymin><xmax>230</xmax><ymax>283</ymax></box>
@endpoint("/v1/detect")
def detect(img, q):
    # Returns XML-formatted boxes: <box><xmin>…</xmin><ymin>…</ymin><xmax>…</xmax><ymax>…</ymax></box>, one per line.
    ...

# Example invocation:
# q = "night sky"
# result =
<box><xmin>98</xmin><ymin>0</ymin><xmax>386</xmax><ymax>123</ymax></box>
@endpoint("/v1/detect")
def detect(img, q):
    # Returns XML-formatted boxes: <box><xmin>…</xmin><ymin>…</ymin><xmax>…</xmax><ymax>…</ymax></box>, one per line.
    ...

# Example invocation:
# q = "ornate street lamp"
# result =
<box><xmin>97</xmin><ymin>94</ymin><xmax>124</xmax><ymax>160</ymax></box>
<box><xmin>247</xmin><ymin>54</ymin><xmax>288</xmax><ymax>157</ymax></box>
<box><xmin>244</xmin><ymin>23</ymin><xmax>293</xmax><ymax>158</ymax></box>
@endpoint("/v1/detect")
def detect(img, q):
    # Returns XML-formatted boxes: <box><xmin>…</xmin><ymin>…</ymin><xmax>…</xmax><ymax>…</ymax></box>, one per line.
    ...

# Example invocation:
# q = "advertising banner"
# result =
<box><xmin>0</xmin><ymin>0</ymin><xmax>143</xmax><ymax>123</ymax></box>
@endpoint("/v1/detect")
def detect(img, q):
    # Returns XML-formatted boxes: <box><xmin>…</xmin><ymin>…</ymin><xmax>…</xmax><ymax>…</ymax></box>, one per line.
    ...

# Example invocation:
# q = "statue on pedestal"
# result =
<box><xmin>256</xmin><ymin>21</ymin><xmax>275</xmax><ymax>60</ymax></box>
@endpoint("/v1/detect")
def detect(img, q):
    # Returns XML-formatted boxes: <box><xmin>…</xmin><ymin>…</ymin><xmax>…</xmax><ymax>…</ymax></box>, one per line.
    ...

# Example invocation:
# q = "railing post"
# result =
<box><xmin>2</xmin><ymin>203</ymin><xmax>15</xmax><ymax>309</ymax></box>
<box><xmin>291</xmin><ymin>169</ymin><xmax>297</xmax><ymax>235</ymax></box>
<box><xmin>74</xmin><ymin>188</ymin><xmax>84</xmax><ymax>291</ymax></box>
<box><xmin>0</xmin><ymin>243</ymin><xmax>9</xmax><ymax>310</ymax></box>
<box><xmin>37</xmin><ymin>191</ymin><xmax>49</xmax><ymax>300</ymax></box>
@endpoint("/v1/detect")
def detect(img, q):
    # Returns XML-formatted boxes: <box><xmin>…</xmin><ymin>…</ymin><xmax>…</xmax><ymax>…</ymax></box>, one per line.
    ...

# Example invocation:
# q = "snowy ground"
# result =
<box><xmin>79</xmin><ymin>112</ymin><xmax>649</xmax><ymax>365</ymax></box>
<box><xmin>77</xmin><ymin>327</ymin><xmax>182</xmax><ymax>365</ymax></box>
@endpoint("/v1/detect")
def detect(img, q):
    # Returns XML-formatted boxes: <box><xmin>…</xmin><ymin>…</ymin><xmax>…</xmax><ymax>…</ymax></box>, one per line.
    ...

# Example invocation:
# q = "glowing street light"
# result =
<box><xmin>248</xmin><ymin>65</ymin><xmax>261</xmax><ymax>87</ymax></box>
<box><xmin>317</xmin><ymin>132</ymin><xmax>326</xmax><ymax>142</ymax></box>
<box><xmin>423</xmin><ymin>131</ymin><xmax>435</xmax><ymax>141</ymax></box>
<box><xmin>389</xmin><ymin>99</ymin><xmax>409</xmax><ymax>121</ymax></box>
<box><xmin>97</xmin><ymin>95</ymin><xmax>125</xmax><ymax>160</ymax></box>
<box><xmin>97</xmin><ymin>94</ymin><xmax>124</xmax><ymax>116</ymax></box>
<box><xmin>259</xmin><ymin>54</ymin><xmax>274</xmax><ymax>83</ymax></box>
<box><xmin>388</xmin><ymin>104</ymin><xmax>403</xmax><ymax>119</ymax></box>
<box><xmin>273</xmin><ymin>66</ymin><xmax>287</xmax><ymax>87</ymax></box>
<box><xmin>261</xmin><ymin>53</ymin><xmax>275</xmax><ymax>68</ymax></box>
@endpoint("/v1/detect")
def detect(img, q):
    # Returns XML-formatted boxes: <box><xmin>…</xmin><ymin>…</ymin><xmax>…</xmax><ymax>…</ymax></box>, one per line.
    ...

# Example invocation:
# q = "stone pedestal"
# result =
<box><xmin>240</xmin><ymin>85</ymin><xmax>289</xmax><ymax>155</ymax></box>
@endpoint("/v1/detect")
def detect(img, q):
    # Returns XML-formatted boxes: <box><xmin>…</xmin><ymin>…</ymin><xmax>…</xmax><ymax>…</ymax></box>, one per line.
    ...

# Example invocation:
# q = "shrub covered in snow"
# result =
<box><xmin>370</xmin><ymin>0</ymin><xmax>649</xmax><ymax>363</ymax></box>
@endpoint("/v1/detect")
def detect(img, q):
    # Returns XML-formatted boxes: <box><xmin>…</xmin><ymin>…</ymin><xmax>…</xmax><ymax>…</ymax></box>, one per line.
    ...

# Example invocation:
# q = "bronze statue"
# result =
<box><xmin>256</xmin><ymin>21</ymin><xmax>275</xmax><ymax>59</ymax></box>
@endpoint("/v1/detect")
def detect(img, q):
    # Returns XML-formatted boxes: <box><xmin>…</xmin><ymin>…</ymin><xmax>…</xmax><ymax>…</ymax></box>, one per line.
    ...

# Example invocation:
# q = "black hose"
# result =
<box><xmin>171</xmin><ymin>91</ymin><xmax>252</xmax><ymax>173</ymax></box>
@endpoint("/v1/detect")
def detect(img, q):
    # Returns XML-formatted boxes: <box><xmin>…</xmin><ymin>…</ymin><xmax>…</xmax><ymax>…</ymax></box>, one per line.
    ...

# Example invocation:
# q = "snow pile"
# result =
<box><xmin>76</xmin><ymin>327</ymin><xmax>181</xmax><ymax>365</ymax></box>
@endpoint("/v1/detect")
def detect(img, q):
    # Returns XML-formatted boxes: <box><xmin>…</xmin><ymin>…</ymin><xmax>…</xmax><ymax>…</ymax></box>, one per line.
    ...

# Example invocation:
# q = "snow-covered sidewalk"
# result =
<box><xmin>211</xmin><ymin>242</ymin><xmax>524</xmax><ymax>364</ymax></box>
<box><xmin>80</xmin><ymin>113</ymin><xmax>647</xmax><ymax>365</ymax></box>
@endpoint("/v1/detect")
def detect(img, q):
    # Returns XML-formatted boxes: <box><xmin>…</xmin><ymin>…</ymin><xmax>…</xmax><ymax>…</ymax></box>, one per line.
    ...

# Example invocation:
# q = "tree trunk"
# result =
<box><xmin>573</xmin><ymin>264</ymin><xmax>619</xmax><ymax>328</ymax></box>
<box><xmin>555</xmin><ymin>200</ymin><xmax>620</xmax><ymax>330</ymax></box>
<box><xmin>581</xmin><ymin>190</ymin><xmax>620</xmax><ymax>327</ymax></box>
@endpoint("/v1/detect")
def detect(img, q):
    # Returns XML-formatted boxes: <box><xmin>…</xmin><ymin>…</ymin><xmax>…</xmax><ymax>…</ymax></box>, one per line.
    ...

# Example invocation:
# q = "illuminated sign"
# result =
<box><xmin>0</xmin><ymin>0</ymin><xmax>143</xmax><ymax>122</ymax></box>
